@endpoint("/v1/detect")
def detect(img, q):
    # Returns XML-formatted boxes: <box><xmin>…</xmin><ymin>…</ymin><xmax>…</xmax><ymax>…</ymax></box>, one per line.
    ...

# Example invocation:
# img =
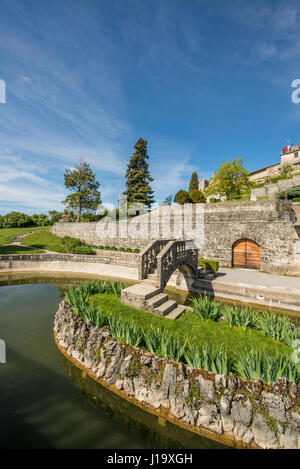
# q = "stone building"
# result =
<box><xmin>249</xmin><ymin>144</ymin><xmax>300</xmax><ymax>183</ymax></box>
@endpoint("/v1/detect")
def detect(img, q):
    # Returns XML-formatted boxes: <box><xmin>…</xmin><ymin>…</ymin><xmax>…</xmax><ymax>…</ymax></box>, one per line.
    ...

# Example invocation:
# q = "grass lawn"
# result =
<box><xmin>21</xmin><ymin>229</ymin><xmax>67</xmax><ymax>253</ymax></box>
<box><xmin>0</xmin><ymin>226</ymin><xmax>46</xmax><ymax>246</ymax></box>
<box><xmin>90</xmin><ymin>294</ymin><xmax>290</xmax><ymax>359</ymax></box>
<box><xmin>0</xmin><ymin>245</ymin><xmax>45</xmax><ymax>254</ymax></box>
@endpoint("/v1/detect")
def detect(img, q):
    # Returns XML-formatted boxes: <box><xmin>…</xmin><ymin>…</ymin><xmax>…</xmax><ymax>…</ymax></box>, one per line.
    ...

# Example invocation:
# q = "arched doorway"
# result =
<box><xmin>232</xmin><ymin>239</ymin><xmax>260</xmax><ymax>270</ymax></box>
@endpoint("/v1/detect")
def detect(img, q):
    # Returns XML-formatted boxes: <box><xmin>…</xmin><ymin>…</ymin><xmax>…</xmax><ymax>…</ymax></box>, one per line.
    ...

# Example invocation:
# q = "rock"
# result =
<box><xmin>233</xmin><ymin>422</ymin><xmax>248</xmax><ymax>440</ymax></box>
<box><xmin>221</xmin><ymin>414</ymin><xmax>235</xmax><ymax>433</ymax></box>
<box><xmin>227</xmin><ymin>373</ymin><xmax>237</xmax><ymax>392</ymax></box>
<box><xmin>140</xmin><ymin>355</ymin><xmax>152</xmax><ymax>366</ymax></box>
<box><xmin>279</xmin><ymin>428</ymin><xmax>300</xmax><ymax>449</ymax></box>
<box><xmin>124</xmin><ymin>378</ymin><xmax>135</xmax><ymax>396</ymax></box>
<box><xmin>215</xmin><ymin>374</ymin><xmax>226</xmax><ymax>390</ymax></box>
<box><xmin>231</xmin><ymin>399</ymin><xmax>252</xmax><ymax>427</ymax></box>
<box><xmin>252</xmin><ymin>414</ymin><xmax>278</xmax><ymax>449</ymax></box>
<box><xmin>162</xmin><ymin>364</ymin><xmax>177</xmax><ymax>399</ymax></box>
<box><xmin>242</xmin><ymin>429</ymin><xmax>254</xmax><ymax>445</ymax></box>
<box><xmin>104</xmin><ymin>346</ymin><xmax>124</xmax><ymax>384</ymax></box>
<box><xmin>197</xmin><ymin>404</ymin><xmax>223</xmax><ymax>435</ymax></box>
<box><xmin>262</xmin><ymin>392</ymin><xmax>286</xmax><ymax>423</ymax></box>
<box><xmin>220</xmin><ymin>391</ymin><xmax>232</xmax><ymax>416</ymax></box>
<box><xmin>115</xmin><ymin>379</ymin><xmax>124</xmax><ymax>390</ymax></box>
<box><xmin>120</xmin><ymin>354</ymin><xmax>132</xmax><ymax>376</ymax></box>
<box><xmin>196</xmin><ymin>375</ymin><xmax>215</xmax><ymax>402</ymax></box>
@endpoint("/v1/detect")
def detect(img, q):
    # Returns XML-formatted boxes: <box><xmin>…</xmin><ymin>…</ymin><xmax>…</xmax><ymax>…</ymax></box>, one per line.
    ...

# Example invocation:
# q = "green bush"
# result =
<box><xmin>198</xmin><ymin>258</ymin><xmax>219</xmax><ymax>274</ymax></box>
<box><xmin>133</xmin><ymin>248</ymin><xmax>140</xmax><ymax>253</ymax></box>
<box><xmin>61</xmin><ymin>236</ymin><xmax>83</xmax><ymax>251</ymax></box>
<box><xmin>126</xmin><ymin>248</ymin><xmax>133</xmax><ymax>253</ymax></box>
<box><xmin>71</xmin><ymin>245</ymin><xmax>96</xmax><ymax>255</ymax></box>
<box><xmin>292</xmin><ymin>197</ymin><xmax>300</xmax><ymax>202</ymax></box>
<box><xmin>119</xmin><ymin>247</ymin><xmax>125</xmax><ymax>251</ymax></box>
<box><xmin>209</xmin><ymin>198</ymin><xmax>221</xmax><ymax>203</ymax></box>
<box><xmin>278</xmin><ymin>185</ymin><xmax>300</xmax><ymax>200</ymax></box>
<box><xmin>174</xmin><ymin>190</ymin><xmax>191</xmax><ymax>204</ymax></box>
<box><xmin>189</xmin><ymin>189</ymin><xmax>206</xmax><ymax>203</ymax></box>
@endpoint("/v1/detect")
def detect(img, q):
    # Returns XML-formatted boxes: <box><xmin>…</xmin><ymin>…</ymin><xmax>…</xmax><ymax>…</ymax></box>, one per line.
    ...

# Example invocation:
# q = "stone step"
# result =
<box><xmin>122</xmin><ymin>282</ymin><xmax>161</xmax><ymax>300</ymax></box>
<box><xmin>146</xmin><ymin>292</ymin><xmax>169</xmax><ymax>308</ymax></box>
<box><xmin>155</xmin><ymin>299</ymin><xmax>177</xmax><ymax>316</ymax></box>
<box><xmin>164</xmin><ymin>305</ymin><xmax>186</xmax><ymax>320</ymax></box>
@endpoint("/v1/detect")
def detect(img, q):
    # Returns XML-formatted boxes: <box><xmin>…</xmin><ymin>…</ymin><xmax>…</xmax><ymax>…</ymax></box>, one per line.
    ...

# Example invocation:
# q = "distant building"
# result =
<box><xmin>198</xmin><ymin>179</ymin><xmax>209</xmax><ymax>191</ymax></box>
<box><xmin>249</xmin><ymin>144</ymin><xmax>300</xmax><ymax>183</ymax></box>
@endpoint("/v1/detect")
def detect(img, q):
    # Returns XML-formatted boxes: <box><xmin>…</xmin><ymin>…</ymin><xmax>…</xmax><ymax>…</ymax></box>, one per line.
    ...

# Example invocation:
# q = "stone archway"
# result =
<box><xmin>232</xmin><ymin>239</ymin><xmax>260</xmax><ymax>270</ymax></box>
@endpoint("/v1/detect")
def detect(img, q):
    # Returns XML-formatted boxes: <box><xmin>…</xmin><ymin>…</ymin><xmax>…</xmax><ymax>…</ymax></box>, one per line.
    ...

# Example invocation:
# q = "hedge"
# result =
<box><xmin>198</xmin><ymin>258</ymin><xmax>219</xmax><ymax>274</ymax></box>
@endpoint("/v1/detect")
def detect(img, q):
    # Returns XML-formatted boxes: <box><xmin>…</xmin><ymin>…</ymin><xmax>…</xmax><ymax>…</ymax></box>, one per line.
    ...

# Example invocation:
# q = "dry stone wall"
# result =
<box><xmin>251</xmin><ymin>174</ymin><xmax>300</xmax><ymax>201</ymax></box>
<box><xmin>54</xmin><ymin>301</ymin><xmax>300</xmax><ymax>449</ymax></box>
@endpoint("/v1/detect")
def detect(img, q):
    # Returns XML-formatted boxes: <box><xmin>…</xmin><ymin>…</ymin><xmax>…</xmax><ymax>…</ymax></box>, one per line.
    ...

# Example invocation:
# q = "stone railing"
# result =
<box><xmin>139</xmin><ymin>239</ymin><xmax>170</xmax><ymax>280</ymax></box>
<box><xmin>157</xmin><ymin>240</ymin><xmax>198</xmax><ymax>290</ymax></box>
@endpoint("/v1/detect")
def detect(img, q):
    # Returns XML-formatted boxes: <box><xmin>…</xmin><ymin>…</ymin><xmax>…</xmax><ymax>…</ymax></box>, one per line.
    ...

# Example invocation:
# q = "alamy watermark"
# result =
<box><xmin>0</xmin><ymin>339</ymin><xmax>6</xmax><ymax>364</ymax></box>
<box><xmin>95</xmin><ymin>196</ymin><xmax>205</xmax><ymax>248</ymax></box>
<box><xmin>0</xmin><ymin>79</ymin><xmax>6</xmax><ymax>103</ymax></box>
<box><xmin>291</xmin><ymin>79</ymin><xmax>300</xmax><ymax>104</ymax></box>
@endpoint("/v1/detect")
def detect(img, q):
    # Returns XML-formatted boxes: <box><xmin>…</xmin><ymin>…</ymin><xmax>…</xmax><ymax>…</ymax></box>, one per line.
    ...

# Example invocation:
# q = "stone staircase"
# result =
<box><xmin>121</xmin><ymin>271</ymin><xmax>186</xmax><ymax>320</ymax></box>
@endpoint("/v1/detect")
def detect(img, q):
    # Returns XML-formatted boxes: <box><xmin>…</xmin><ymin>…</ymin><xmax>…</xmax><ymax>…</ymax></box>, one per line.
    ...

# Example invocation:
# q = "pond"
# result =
<box><xmin>0</xmin><ymin>273</ymin><xmax>228</xmax><ymax>449</ymax></box>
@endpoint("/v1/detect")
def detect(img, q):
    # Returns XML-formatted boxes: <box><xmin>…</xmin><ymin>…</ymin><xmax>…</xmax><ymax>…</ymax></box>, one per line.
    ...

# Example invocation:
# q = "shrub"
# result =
<box><xmin>209</xmin><ymin>198</ymin><xmax>221</xmax><ymax>203</ymax></box>
<box><xmin>71</xmin><ymin>245</ymin><xmax>96</xmax><ymax>255</ymax></box>
<box><xmin>125</xmin><ymin>248</ymin><xmax>133</xmax><ymax>253</ymax></box>
<box><xmin>278</xmin><ymin>185</ymin><xmax>300</xmax><ymax>200</ymax></box>
<box><xmin>189</xmin><ymin>189</ymin><xmax>206</xmax><ymax>203</ymax></box>
<box><xmin>133</xmin><ymin>248</ymin><xmax>140</xmax><ymax>253</ymax></box>
<box><xmin>61</xmin><ymin>236</ymin><xmax>83</xmax><ymax>251</ymax></box>
<box><xmin>190</xmin><ymin>296</ymin><xmax>221</xmax><ymax>321</ymax></box>
<box><xmin>119</xmin><ymin>247</ymin><xmax>125</xmax><ymax>251</ymax></box>
<box><xmin>0</xmin><ymin>212</ymin><xmax>32</xmax><ymax>228</ymax></box>
<box><xmin>198</xmin><ymin>258</ymin><xmax>219</xmax><ymax>274</ymax></box>
<box><xmin>292</xmin><ymin>197</ymin><xmax>300</xmax><ymax>202</ymax></box>
<box><xmin>174</xmin><ymin>190</ymin><xmax>191</xmax><ymax>204</ymax></box>
<box><xmin>98</xmin><ymin>245</ymin><xmax>104</xmax><ymax>250</ymax></box>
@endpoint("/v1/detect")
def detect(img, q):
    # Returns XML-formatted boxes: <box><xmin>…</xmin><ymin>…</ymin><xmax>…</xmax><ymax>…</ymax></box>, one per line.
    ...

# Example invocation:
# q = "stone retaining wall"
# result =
<box><xmin>50</xmin><ymin>201</ymin><xmax>299</xmax><ymax>274</ymax></box>
<box><xmin>0</xmin><ymin>252</ymin><xmax>140</xmax><ymax>280</ymax></box>
<box><xmin>251</xmin><ymin>175</ymin><xmax>300</xmax><ymax>201</ymax></box>
<box><xmin>54</xmin><ymin>301</ymin><xmax>300</xmax><ymax>449</ymax></box>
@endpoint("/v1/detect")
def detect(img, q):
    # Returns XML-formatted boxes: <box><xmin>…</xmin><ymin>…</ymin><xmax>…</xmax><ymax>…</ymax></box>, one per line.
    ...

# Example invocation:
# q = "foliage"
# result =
<box><xmin>71</xmin><ymin>245</ymin><xmax>96</xmax><ymax>255</ymax></box>
<box><xmin>123</xmin><ymin>138</ymin><xmax>155</xmax><ymax>209</ymax></box>
<box><xmin>189</xmin><ymin>189</ymin><xmax>206</xmax><ymax>203</ymax></box>
<box><xmin>62</xmin><ymin>159</ymin><xmax>101</xmax><ymax>222</ymax></box>
<box><xmin>198</xmin><ymin>258</ymin><xmax>219</xmax><ymax>274</ymax></box>
<box><xmin>278</xmin><ymin>185</ymin><xmax>300</xmax><ymax>200</ymax></box>
<box><xmin>206</xmin><ymin>157</ymin><xmax>250</xmax><ymax>200</ymax></box>
<box><xmin>222</xmin><ymin>305</ymin><xmax>258</xmax><ymax>331</ymax></box>
<box><xmin>188</xmin><ymin>171</ymin><xmax>199</xmax><ymax>193</ymax></box>
<box><xmin>0</xmin><ymin>211</ymin><xmax>50</xmax><ymax>228</ymax></box>
<box><xmin>65</xmin><ymin>283</ymin><xmax>297</xmax><ymax>383</ymax></box>
<box><xmin>174</xmin><ymin>190</ymin><xmax>191</xmax><ymax>204</ymax></box>
<box><xmin>281</xmin><ymin>163</ymin><xmax>294</xmax><ymax>178</ymax></box>
<box><xmin>255</xmin><ymin>312</ymin><xmax>294</xmax><ymax>344</ymax></box>
<box><xmin>189</xmin><ymin>296</ymin><xmax>221</xmax><ymax>321</ymax></box>
<box><xmin>209</xmin><ymin>198</ymin><xmax>221</xmax><ymax>203</ymax></box>
<box><xmin>234</xmin><ymin>350</ymin><xmax>298</xmax><ymax>384</ymax></box>
<box><xmin>184</xmin><ymin>344</ymin><xmax>232</xmax><ymax>375</ymax></box>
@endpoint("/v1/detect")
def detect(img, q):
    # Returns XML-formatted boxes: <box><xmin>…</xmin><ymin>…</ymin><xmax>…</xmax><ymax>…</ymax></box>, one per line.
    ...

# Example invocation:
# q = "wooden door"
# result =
<box><xmin>232</xmin><ymin>239</ymin><xmax>260</xmax><ymax>269</ymax></box>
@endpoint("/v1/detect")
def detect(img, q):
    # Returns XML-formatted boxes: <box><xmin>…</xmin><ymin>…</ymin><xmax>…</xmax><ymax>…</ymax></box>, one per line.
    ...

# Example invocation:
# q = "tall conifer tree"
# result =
<box><xmin>123</xmin><ymin>138</ymin><xmax>155</xmax><ymax>208</ymax></box>
<box><xmin>189</xmin><ymin>171</ymin><xmax>199</xmax><ymax>193</ymax></box>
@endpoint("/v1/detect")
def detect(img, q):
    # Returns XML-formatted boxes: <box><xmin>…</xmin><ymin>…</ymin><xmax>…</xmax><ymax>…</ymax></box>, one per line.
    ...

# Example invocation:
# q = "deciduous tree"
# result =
<box><xmin>207</xmin><ymin>157</ymin><xmax>249</xmax><ymax>200</ymax></box>
<box><xmin>62</xmin><ymin>160</ymin><xmax>101</xmax><ymax>222</ymax></box>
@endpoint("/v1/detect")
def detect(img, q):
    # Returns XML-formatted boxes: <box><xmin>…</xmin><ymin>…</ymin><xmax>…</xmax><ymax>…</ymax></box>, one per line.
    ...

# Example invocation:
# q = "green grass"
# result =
<box><xmin>0</xmin><ymin>226</ymin><xmax>46</xmax><ymax>246</ymax></box>
<box><xmin>21</xmin><ymin>229</ymin><xmax>67</xmax><ymax>253</ymax></box>
<box><xmin>89</xmin><ymin>294</ymin><xmax>290</xmax><ymax>359</ymax></box>
<box><xmin>0</xmin><ymin>245</ymin><xmax>44</xmax><ymax>254</ymax></box>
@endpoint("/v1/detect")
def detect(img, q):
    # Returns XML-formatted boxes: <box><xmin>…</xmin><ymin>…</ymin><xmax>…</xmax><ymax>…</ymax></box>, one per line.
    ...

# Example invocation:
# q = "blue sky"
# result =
<box><xmin>0</xmin><ymin>0</ymin><xmax>300</xmax><ymax>214</ymax></box>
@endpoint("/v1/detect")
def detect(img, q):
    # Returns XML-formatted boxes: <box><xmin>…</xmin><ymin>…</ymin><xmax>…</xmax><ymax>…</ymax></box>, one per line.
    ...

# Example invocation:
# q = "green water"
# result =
<box><xmin>0</xmin><ymin>274</ymin><xmax>227</xmax><ymax>449</ymax></box>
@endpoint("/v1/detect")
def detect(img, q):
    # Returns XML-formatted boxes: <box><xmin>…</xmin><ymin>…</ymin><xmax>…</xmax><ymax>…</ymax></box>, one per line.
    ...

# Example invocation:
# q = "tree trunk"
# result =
<box><xmin>76</xmin><ymin>200</ymin><xmax>81</xmax><ymax>222</ymax></box>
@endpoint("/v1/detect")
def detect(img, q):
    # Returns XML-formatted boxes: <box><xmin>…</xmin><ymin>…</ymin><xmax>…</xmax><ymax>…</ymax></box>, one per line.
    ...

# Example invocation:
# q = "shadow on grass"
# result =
<box><xmin>0</xmin><ymin>245</ymin><xmax>44</xmax><ymax>254</ymax></box>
